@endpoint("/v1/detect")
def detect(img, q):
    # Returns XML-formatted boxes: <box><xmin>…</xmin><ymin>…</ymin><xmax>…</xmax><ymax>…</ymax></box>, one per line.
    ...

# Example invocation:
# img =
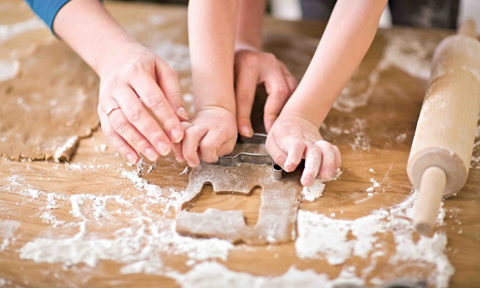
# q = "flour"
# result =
<box><xmin>296</xmin><ymin>191</ymin><xmax>453</xmax><ymax>287</ymax></box>
<box><xmin>301</xmin><ymin>170</ymin><xmax>342</xmax><ymax>202</ymax></box>
<box><xmin>167</xmin><ymin>261</ymin><xmax>364</xmax><ymax>288</ymax></box>
<box><xmin>0</xmin><ymin>220</ymin><xmax>20</xmax><ymax>251</ymax></box>
<box><xmin>333</xmin><ymin>31</ymin><xmax>438</xmax><ymax>113</ymax></box>
<box><xmin>0</xmin><ymin>60</ymin><xmax>19</xmax><ymax>81</ymax></box>
<box><xmin>301</xmin><ymin>180</ymin><xmax>326</xmax><ymax>202</ymax></box>
<box><xmin>0</xmin><ymin>17</ymin><xmax>44</xmax><ymax>42</ymax></box>
<box><xmin>18</xmin><ymin>164</ymin><xmax>235</xmax><ymax>271</ymax></box>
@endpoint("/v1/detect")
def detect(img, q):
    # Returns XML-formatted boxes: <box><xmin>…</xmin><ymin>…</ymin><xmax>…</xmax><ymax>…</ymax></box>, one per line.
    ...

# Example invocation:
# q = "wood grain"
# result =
<box><xmin>0</xmin><ymin>1</ymin><xmax>479</xmax><ymax>287</ymax></box>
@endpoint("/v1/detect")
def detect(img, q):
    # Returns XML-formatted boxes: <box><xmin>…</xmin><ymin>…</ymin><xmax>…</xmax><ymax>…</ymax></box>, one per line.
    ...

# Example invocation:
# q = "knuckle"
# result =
<box><xmin>276</xmin><ymin>85</ymin><xmax>290</xmax><ymax>98</ymax></box>
<box><xmin>162</xmin><ymin>66</ymin><xmax>178</xmax><ymax>79</ymax></box>
<box><xmin>126</xmin><ymin>58</ymin><xmax>151</xmax><ymax>74</ymax></box>
<box><xmin>163</xmin><ymin>118</ymin><xmax>179</xmax><ymax>131</ymax></box>
<box><xmin>126</xmin><ymin>107</ymin><xmax>143</xmax><ymax>122</ymax></box>
<box><xmin>112</xmin><ymin>118</ymin><xmax>128</xmax><ymax>134</ymax></box>
<box><xmin>264</xmin><ymin>52</ymin><xmax>277</xmax><ymax>62</ymax></box>
<box><xmin>237</xmin><ymin>92</ymin><xmax>253</xmax><ymax>103</ymax></box>
<box><xmin>143</xmin><ymin>94</ymin><xmax>163</xmax><ymax>111</ymax></box>
<box><xmin>241</xmin><ymin>53</ymin><xmax>259</xmax><ymax>68</ymax></box>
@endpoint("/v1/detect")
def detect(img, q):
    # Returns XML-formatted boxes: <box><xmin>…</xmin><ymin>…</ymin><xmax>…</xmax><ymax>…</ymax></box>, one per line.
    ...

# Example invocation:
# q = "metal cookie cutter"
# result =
<box><xmin>214</xmin><ymin>133</ymin><xmax>285</xmax><ymax>181</ymax></box>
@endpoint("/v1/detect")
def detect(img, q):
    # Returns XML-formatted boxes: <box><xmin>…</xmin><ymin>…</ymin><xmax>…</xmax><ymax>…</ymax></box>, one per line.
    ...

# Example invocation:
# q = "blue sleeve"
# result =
<box><xmin>24</xmin><ymin>0</ymin><xmax>72</xmax><ymax>32</ymax></box>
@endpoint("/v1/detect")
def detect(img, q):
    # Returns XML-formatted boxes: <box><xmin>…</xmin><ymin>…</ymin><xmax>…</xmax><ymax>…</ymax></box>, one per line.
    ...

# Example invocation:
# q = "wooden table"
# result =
<box><xmin>0</xmin><ymin>1</ymin><xmax>479</xmax><ymax>287</ymax></box>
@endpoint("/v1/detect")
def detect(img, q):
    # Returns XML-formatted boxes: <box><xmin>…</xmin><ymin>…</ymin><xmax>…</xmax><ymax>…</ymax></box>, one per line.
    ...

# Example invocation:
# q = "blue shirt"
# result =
<box><xmin>24</xmin><ymin>0</ymin><xmax>71</xmax><ymax>31</ymax></box>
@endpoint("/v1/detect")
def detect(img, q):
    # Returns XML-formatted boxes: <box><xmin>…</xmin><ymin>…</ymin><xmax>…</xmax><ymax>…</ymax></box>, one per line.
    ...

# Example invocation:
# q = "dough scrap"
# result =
<box><xmin>176</xmin><ymin>162</ymin><xmax>303</xmax><ymax>245</ymax></box>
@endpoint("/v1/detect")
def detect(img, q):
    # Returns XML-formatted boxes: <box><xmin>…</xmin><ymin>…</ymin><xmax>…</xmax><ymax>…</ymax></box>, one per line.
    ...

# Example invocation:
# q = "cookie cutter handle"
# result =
<box><xmin>273</xmin><ymin>162</ymin><xmax>285</xmax><ymax>181</ymax></box>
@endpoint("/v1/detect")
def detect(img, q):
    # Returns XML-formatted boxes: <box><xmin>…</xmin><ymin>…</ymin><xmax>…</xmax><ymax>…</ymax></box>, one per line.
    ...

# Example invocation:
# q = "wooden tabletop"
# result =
<box><xmin>0</xmin><ymin>1</ymin><xmax>479</xmax><ymax>287</ymax></box>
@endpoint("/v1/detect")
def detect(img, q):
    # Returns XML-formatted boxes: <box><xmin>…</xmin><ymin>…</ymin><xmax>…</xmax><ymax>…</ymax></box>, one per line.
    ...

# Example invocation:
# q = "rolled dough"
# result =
<box><xmin>0</xmin><ymin>41</ymin><xmax>99</xmax><ymax>161</ymax></box>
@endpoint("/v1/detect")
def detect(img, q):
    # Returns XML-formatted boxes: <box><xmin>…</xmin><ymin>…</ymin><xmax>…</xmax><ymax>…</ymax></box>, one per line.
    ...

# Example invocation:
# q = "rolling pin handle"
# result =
<box><xmin>413</xmin><ymin>166</ymin><xmax>447</xmax><ymax>236</ymax></box>
<box><xmin>458</xmin><ymin>18</ymin><xmax>477</xmax><ymax>38</ymax></box>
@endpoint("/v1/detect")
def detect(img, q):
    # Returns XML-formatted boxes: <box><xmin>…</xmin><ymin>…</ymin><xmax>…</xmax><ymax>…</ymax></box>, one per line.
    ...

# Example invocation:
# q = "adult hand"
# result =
<box><xmin>97</xmin><ymin>42</ymin><xmax>189</xmax><ymax>164</ymax></box>
<box><xmin>234</xmin><ymin>49</ymin><xmax>297</xmax><ymax>137</ymax></box>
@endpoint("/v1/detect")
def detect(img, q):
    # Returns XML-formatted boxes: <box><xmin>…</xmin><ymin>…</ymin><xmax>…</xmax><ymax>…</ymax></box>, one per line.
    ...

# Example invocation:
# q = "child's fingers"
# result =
<box><xmin>130</xmin><ymin>69</ymin><xmax>184</xmax><ymax>144</ymax></box>
<box><xmin>199</xmin><ymin>130</ymin><xmax>225</xmax><ymax>162</ymax></box>
<box><xmin>113</xmin><ymin>85</ymin><xmax>171</xmax><ymax>156</ymax></box>
<box><xmin>183</xmin><ymin>125</ymin><xmax>208</xmax><ymax>167</ymax></box>
<box><xmin>315</xmin><ymin>140</ymin><xmax>336</xmax><ymax>180</ymax></box>
<box><xmin>333</xmin><ymin>145</ymin><xmax>341</xmax><ymax>172</ymax></box>
<box><xmin>99</xmin><ymin>113</ymin><xmax>138</xmax><ymax>164</ymax></box>
<box><xmin>234</xmin><ymin>60</ymin><xmax>259</xmax><ymax>138</ymax></box>
<box><xmin>172</xmin><ymin>122</ymin><xmax>193</xmax><ymax>162</ymax></box>
<box><xmin>154</xmin><ymin>58</ymin><xmax>189</xmax><ymax>121</ymax></box>
<box><xmin>266</xmin><ymin>134</ymin><xmax>288</xmax><ymax>169</ymax></box>
<box><xmin>284</xmin><ymin>138</ymin><xmax>306</xmax><ymax>172</ymax></box>
<box><xmin>301</xmin><ymin>144</ymin><xmax>322</xmax><ymax>187</ymax></box>
<box><xmin>108</xmin><ymin>108</ymin><xmax>159</xmax><ymax>162</ymax></box>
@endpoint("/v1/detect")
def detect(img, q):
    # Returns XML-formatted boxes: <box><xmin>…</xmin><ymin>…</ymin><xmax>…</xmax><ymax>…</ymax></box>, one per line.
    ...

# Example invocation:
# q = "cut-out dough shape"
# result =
<box><xmin>176</xmin><ymin>162</ymin><xmax>302</xmax><ymax>245</ymax></box>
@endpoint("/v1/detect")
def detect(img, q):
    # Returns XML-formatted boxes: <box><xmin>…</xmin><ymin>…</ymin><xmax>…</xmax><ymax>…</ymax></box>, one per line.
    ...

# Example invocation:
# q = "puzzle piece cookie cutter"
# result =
<box><xmin>176</xmin><ymin>133</ymin><xmax>301</xmax><ymax>245</ymax></box>
<box><xmin>213</xmin><ymin>133</ymin><xmax>285</xmax><ymax>181</ymax></box>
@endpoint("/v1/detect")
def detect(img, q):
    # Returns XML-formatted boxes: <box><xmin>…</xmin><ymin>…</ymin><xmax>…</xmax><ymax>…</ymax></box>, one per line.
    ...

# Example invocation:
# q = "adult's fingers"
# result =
<box><xmin>108</xmin><ymin>108</ymin><xmax>159</xmax><ymax>161</ymax></box>
<box><xmin>155</xmin><ymin>58</ymin><xmax>189</xmax><ymax>121</ymax></box>
<box><xmin>182</xmin><ymin>125</ymin><xmax>208</xmax><ymax>167</ymax></box>
<box><xmin>263</xmin><ymin>68</ymin><xmax>292</xmax><ymax>132</ymax></box>
<box><xmin>280</xmin><ymin>63</ymin><xmax>298</xmax><ymax>93</ymax></box>
<box><xmin>99</xmin><ymin>113</ymin><xmax>138</xmax><ymax>164</ymax></box>
<box><xmin>130</xmin><ymin>69</ymin><xmax>184</xmax><ymax>144</ymax></box>
<box><xmin>114</xmin><ymin>85</ymin><xmax>171</xmax><ymax>156</ymax></box>
<box><xmin>301</xmin><ymin>144</ymin><xmax>322</xmax><ymax>187</ymax></box>
<box><xmin>315</xmin><ymin>140</ymin><xmax>336</xmax><ymax>180</ymax></box>
<box><xmin>235</xmin><ymin>58</ymin><xmax>259</xmax><ymax>137</ymax></box>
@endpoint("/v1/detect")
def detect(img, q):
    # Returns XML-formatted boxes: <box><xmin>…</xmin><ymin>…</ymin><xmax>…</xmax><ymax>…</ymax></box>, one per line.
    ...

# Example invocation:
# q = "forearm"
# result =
<box><xmin>235</xmin><ymin>0</ymin><xmax>266</xmax><ymax>51</ymax></box>
<box><xmin>284</xmin><ymin>0</ymin><xmax>387</xmax><ymax>127</ymax></box>
<box><xmin>188</xmin><ymin>0</ymin><xmax>239</xmax><ymax>112</ymax></box>
<box><xmin>53</xmin><ymin>0</ymin><xmax>138</xmax><ymax>78</ymax></box>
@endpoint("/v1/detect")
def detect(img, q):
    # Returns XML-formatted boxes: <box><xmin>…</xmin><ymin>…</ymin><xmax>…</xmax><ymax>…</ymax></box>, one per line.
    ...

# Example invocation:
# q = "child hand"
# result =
<box><xmin>266</xmin><ymin>113</ymin><xmax>341</xmax><ymax>187</ymax></box>
<box><xmin>179</xmin><ymin>107</ymin><xmax>238</xmax><ymax>167</ymax></box>
<box><xmin>97</xmin><ymin>42</ymin><xmax>188</xmax><ymax>164</ymax></box>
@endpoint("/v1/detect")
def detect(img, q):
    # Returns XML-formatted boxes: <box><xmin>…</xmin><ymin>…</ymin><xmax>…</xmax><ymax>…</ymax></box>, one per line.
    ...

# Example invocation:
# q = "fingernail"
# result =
<box><xmin>172</xmin><ymin>128</ymin><xmax>183</xmax><ymax>143</ymax></box>
<box><xmin>242</xmin><ymin>126</ymin><xmax>253</xmax><ymax>137</ymax></box>
<box><xmin>177</xmin><ymin>107</ymin><xmax>189</xmax><ymax>121</ymax></box>
<box><xmin>145</xmin><ymin>148</ymin><xmax>158</xmax><ymax>161</ymax></box>
<box><xmin>285</xmin><ymin>162</ymin><xmax>293</xmax><ymax>172</ymax></box>
<box><xmin>157</xmin><ymin>142</ymin><xmax>170</xmax><ymax>156</ymax></box>
<box><xmin>126</xmin><ymin>153</ymin><xmax>137</xmax><ymax>164</ymax></box>
<box><xmin>176</xmin><ymin>156</ymin><xmax>185</xmax><ymax>162</ymax></box>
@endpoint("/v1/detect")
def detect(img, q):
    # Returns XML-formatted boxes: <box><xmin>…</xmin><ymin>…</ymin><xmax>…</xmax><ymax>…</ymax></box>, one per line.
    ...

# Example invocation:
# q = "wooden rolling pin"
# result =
<box><xmin>408</xmin><ymin>19</ymin><xmax>480</xmax><ymax>236</ymax></box>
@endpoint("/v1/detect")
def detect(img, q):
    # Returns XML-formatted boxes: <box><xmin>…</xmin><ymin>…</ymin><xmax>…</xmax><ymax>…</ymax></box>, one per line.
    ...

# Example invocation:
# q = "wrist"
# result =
<box><xmin>282</xmin><ymin>94</ymin><xmax>331</xmax><ymax>128</ymax></box>
<box><xmin>95</xmin><ymin>37</ymin><xmax>141</xmax><ymax>78</ymax></box>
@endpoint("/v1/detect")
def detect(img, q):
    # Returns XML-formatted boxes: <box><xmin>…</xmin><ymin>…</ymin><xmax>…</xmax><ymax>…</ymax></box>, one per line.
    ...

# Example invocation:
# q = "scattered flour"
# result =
<box><xmin>166</xmin><ymin>261</ymin><xmax>364</xmax><ymax>288</ymax></box>
<box><xmin>0</xmin><ymin>220</ymin><xmax>20</xmax><ymax>251</ymax></box>
<box><xmin>0</xmin><ymin>60</ymin><xmax>19</xmax><ymax>81</ymax></box>
<box><xmin>301</xmin><ymin>180</ymin><xmax>325</xmax><ymax>202</ymax></box>
<box><xmin>296</xmin><ymin>191</ymin><xmax>453</xmax><ymax>288</ymax></box>
<box><xmin>0</xmin><ymin>17</ymin><xmax>44</xmax><ymax>42</ymax></box>
<box><xmin>333</xmin><ymin>31</ymin><xmax>437</xmax><ymax>113</ymax></box>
